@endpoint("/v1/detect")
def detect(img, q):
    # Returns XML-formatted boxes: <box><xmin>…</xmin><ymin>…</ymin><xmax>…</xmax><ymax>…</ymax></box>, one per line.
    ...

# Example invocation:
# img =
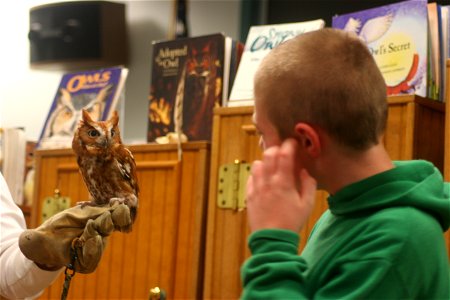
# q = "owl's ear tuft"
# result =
<box><xmin>82</xmin><ymin>109</ymin><xmax>95</xmax><ymax>125</ymax></box>
<box><xmin>110</xmin><ymin>111</ymin><xmax>119</xmax><ymax>127</ymax></box>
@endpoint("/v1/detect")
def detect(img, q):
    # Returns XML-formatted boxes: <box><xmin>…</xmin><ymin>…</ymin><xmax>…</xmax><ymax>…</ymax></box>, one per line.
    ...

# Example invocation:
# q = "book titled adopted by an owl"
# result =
<box><xmin>147</xmin><ymin>33</ymin><xmax>243</xmax><ymax>143</ymax></box>
<box><xmin>37</xmin><ymin>66</ymin><xmax>128</xmax><ymax>149</ymax></box>
<box><xmin>332</xmin><ymin>0</ymin><xmax>428</xmax><ymax>97</ymax></box>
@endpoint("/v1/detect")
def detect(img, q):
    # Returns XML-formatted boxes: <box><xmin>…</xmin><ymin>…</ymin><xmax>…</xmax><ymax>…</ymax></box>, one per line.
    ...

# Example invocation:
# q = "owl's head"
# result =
<box><xmin>72</xmin><ymin>109</ymin><xmax>122</xmax><ymax>155</ymax></box>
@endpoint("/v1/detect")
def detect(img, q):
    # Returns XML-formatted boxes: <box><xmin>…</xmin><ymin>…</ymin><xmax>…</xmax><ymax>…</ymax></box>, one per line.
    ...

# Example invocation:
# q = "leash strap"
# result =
<box><xmin>61</xmin><ymin>241</ymin><xmax>78</xmax><ymax>300</ymax></box>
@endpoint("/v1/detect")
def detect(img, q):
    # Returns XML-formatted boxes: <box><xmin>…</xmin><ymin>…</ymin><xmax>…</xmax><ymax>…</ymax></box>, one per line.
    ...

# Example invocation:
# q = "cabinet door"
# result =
<box><xmin>33</xmin><ymin>143</ymin><xmax>209</xmax><ymax>299</ymax></box>
<box><xmin>203</xmin><ymin>107</ymin><xmax>328</xmax><ymax>299</ymax></box>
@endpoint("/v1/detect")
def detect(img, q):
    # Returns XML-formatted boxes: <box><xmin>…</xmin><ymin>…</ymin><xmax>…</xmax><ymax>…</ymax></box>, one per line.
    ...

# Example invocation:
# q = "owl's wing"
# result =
<box><xmin>359</xmin><ymin>13</ymin><xmax>393</xmax><ymax>43</ymax></box>
<box><xmin>115</xmin><ymin>147</ymin><xmax>139</xmax><ymax>196</ymax></box>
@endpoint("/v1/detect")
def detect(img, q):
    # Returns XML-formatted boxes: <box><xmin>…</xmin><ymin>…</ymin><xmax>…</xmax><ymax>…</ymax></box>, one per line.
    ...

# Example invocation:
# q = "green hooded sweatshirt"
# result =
<box><xmin>241</xmin><ymin>160</ymin><xmax>450</xmax><ymax>299</ymax></box>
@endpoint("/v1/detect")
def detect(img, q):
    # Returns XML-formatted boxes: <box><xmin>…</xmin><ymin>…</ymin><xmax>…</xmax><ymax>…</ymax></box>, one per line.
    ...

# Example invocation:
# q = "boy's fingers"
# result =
<box><xmin>262</xmin><ymin>146</ymin><xmax>279</xmax><ymax>182</ymax></box>
<box><xmin>250</xmin><ymin>160</ymin><xmax>264</xmax><ymax>190</ymax></box>
<box><xmin>277</xmin><ymin>139</ymin><xmax>297</xmax><ymax>185</ymax></box>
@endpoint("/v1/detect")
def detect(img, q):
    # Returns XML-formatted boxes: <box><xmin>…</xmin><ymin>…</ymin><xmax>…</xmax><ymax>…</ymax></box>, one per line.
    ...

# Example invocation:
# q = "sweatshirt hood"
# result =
<box><xmin>328</xmin><ymin>160</ymin><xmax>450</xmax><ymax>231</ymax></box>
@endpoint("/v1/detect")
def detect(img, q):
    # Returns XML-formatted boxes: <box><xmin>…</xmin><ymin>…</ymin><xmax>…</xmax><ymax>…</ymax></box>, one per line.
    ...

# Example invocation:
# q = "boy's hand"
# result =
<box><xmin>246</xmin><ymin>139</ymin><xmax>317</xmax><ymax>233</ymax></box>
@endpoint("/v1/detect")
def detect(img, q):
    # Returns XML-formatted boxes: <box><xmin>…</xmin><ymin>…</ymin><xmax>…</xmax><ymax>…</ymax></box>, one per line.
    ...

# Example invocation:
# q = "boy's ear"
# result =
<box><xmin>294</xmin><ymin>123</ymin><xmax>321</xmax><ymax>158</ymax></box>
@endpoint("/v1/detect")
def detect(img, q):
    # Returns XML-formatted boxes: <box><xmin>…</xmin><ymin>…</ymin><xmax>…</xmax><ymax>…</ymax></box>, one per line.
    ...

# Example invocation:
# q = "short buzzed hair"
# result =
<box><xmin>254</xmin><ymin>28</ymin><xmax>388</xmax><ymax>151</ymax></box>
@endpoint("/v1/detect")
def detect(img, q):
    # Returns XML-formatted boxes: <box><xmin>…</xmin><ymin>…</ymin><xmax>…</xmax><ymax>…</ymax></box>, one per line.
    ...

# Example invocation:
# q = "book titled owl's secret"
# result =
<box><xmin>332</xmin><ymin>0</ymin><xmax>428</xmax><ymax>98</ymax></box>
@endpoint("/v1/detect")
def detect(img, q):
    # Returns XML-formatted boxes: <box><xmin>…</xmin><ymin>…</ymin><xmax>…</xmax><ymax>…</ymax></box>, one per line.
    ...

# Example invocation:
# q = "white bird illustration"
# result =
<box><xmin>343</xmin><ymin>13</ymin><xmax>394</xmax><ymax>43</ymax></box>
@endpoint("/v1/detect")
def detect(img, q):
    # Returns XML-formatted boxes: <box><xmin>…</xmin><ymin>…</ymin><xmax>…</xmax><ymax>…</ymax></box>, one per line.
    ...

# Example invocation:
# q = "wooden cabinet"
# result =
<box><xmin>32</xmin><ymin>143</ymin><xmax>210</xmax><ymax>299</ymax></box>
<box><xmin>203</xmin><ymin>96</ymin><xmax>446</xmax><ymax>299</ymax></box>
<box><xmin>384</xmin><ymin>95</ymin><xmax>445</xmax><ymax>170</ymax></box>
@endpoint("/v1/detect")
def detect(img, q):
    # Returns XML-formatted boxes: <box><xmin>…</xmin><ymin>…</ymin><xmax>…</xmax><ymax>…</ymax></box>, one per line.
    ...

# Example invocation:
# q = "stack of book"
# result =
<box><xmin>226</xmin><ymin>0</ymin><xmax>448</xmax><ymax>106</ymax></box>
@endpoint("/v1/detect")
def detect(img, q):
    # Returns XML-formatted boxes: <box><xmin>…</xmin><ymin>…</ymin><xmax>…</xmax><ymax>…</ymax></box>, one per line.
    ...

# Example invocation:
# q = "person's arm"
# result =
<box><xmin>0</xmin><ymin>173</ymin><xmax>62</xmax><ymax>299</ymax></box>
<box><xmin>241</xmin><ymin>229</ymin><xmax>309</xmax><ymax>299</ymax></box>
<box><xmin>241</xmin><ymin>228</ymin><xmax>407</xmax><ymax>299</ymax></box>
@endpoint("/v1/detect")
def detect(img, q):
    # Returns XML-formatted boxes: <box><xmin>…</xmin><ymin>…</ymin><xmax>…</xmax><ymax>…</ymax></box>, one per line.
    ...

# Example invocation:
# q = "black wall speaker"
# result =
<box><xmin>29</xmin><ymin>1</ymin><xmax>127</xmax><ymax>70</ymax></box>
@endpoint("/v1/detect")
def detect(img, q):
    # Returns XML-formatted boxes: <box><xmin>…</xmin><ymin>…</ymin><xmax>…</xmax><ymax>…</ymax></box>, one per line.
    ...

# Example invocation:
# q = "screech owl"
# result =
<box><xmin>72</xmin><ymin>109</ymin><xmax>139</xmax><ymax>229</ymax></box>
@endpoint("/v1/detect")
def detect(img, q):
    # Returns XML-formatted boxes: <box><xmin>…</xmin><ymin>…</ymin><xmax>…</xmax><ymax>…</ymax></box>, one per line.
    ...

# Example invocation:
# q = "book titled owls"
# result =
<box><xmin>332</xmin><ymin>0</ymin><xmax>428</xmax><ymax>98</ymax></box>
<box><xmin>37</xmin><ymin>66</ymin><xmax>128</xmax><ymax>149</ymax></box>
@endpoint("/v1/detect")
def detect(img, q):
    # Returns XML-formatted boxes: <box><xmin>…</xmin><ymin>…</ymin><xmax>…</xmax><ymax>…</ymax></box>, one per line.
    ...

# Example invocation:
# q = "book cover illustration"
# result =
<box><xmin>228</xmin><ymin>19</ymin><xmax>325</xmax><ymax>106</ymax></box>
<box><xmin>332</xmin><ymin>0</ymin><xmax>428</xmax><ymax>97</ymax></box>
<box><xmin>148</xmin><ymin>33</ymin><xmax>229</xmax><ymax>142</ymax></box>
<box><xmin>37</xmin><ymin>66</ymin><xmax>128</xmax><ymax>149</ymax></box>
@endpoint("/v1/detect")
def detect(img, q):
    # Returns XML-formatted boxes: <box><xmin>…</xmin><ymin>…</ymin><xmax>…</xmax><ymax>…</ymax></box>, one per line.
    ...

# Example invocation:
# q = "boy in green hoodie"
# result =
<box><xmin>242</xmin><ymin>28</ymin><xmax>450</xmax><ymax>299</ymax></box>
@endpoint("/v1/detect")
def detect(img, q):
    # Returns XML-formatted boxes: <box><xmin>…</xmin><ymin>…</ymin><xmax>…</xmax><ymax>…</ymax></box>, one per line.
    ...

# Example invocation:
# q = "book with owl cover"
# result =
<box><xmin>228</xmin><ymin>19</ymin><xmax>325</xmax><ymax>107</ymax></box>
<box><xmin>332</xmin><ymin>0</ymin><xmax>428</xmax><ymax>98</ymax></box>
<box><xmin>37</xmin><ymin>66</ymin><xmax>128</xmax><ymax>149</ymax></box>
<box><xmin>147</xmin><ymin>33</ymin><xmax>243</xmax><ymax>142</ymax></box>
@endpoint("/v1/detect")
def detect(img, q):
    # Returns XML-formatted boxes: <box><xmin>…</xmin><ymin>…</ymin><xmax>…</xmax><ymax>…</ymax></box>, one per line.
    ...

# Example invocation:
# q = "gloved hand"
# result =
<box><xmin>18</xmin><ymin>202</ymin><xmax>132</xmax><ymax>274</ymax></box>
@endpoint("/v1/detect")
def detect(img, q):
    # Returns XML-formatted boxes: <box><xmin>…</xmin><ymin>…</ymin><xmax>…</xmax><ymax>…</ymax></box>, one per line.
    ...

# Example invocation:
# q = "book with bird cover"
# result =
<box><xmin>147</xmin><ymin>33</ymin><xmax>243</xmax><ymax>143</ymax></box>
<box><xmin>332</xmin><ymin>0</ymin><xmax>428</xmax><ymax>98</ymax></box>
<box><xmin>228</xmin><ymin>19</ymin><xmax>325</xmax><ymax>107</ymax></box>
<box><xmin>37</xmin><ymin>66</ymin><xmax>128</xmax><ymax>149</ymax></box>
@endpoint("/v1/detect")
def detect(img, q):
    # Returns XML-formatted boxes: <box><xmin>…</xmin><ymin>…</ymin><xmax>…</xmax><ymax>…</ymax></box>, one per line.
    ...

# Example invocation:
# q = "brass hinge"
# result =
<box><xmin>217</xmin><ymin>160</ymin><xmax>251</xmax><ymax>211</ymax></box>
<box><xmin>41</xmin><ymin>189</ymin><xmax>71</xmax><ymax>222</ymax></box>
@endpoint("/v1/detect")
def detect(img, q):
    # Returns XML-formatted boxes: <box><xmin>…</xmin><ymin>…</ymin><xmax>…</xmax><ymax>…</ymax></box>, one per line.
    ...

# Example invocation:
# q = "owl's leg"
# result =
<box><xmin>76</xmin><ymin>200</ymin><xmax>97</xmax><ymax>208</ymax></box>
<box><xmin>109</xmin><ymin>197</ymin><xmax>125</xmax><ymax>206</ymax></box>
<box><xmin>109</xmin><ymin>195</ymin><xmax>138</xmax><ymax>208</ymax></box>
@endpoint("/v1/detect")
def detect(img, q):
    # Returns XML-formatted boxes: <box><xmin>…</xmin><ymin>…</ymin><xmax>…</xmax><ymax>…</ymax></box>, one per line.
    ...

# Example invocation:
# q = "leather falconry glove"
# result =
<box><xmin>18</xmin><ymin>202</ymin><xmax>132</xmax><ymax>274</ymax></box>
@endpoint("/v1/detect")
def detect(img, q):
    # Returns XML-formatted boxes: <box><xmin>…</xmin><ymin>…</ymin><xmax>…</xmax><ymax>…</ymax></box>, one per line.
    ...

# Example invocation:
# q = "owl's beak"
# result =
<box><xmin>100</xmin><ymin>137</ymin><xmax>109</xmax><ymax>148</ymax></box>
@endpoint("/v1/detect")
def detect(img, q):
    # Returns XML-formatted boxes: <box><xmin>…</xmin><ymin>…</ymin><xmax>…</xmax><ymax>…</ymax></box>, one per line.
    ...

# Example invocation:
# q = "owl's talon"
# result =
<box><xmin>109</xmin><ymin>197</ymin><xmax>125</xmax><ymax>207</ymax></box>
<box><xmin>77</xmin><ymin>201</ymin><xmax>94</xmax><ymax>208</ymax></box>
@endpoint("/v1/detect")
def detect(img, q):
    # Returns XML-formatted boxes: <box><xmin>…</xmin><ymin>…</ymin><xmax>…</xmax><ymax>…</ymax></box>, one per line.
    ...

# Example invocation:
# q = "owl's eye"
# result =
<box><xmin>88</xmin><ymin>129</ymin><xmax>100</xmax><ymax>137</ymax></box>
<box><xmin>111</xmin><ymin>129</ymin><xmax>116</xmax><ymax>137</ymax></box>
